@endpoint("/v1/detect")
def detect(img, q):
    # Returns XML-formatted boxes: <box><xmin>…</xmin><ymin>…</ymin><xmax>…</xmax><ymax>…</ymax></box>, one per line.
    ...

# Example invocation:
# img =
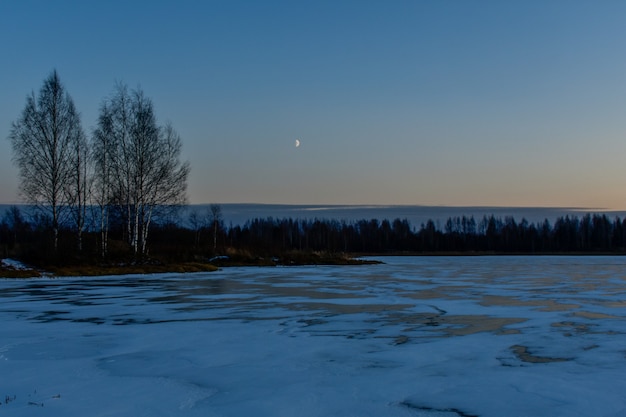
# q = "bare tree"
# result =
<box><xmin>8</xmin><ymin>70</ymin><xmax>86</xmax><ymax>252</ymax></box>
<box><xmin>108</xmin><ymin>83</ymin><xmax>134</xmax><ymax>249</ymax></box>
<box><xmin>66</xmin><ymin>127</ymin><xmax>90</xmax><ymax>252</ymax></box>
<box><xmin>94</xmin><ymin>83</ymin><xmax>190</xmax><ymax>257</ymax></box>
<box><xmin>210</xmin><ymin>204</ymin><xmax>223</xmax><ymax>254</ymax></box>
<box><xmin>137</xmin><ymin>121</ymin><xmax>189</xmax><ymax>256</ymax></box>
<box><xmin>187</xmin><ymin>208</ymin><xmax>206</xmax><ymax>247</ymax></box>
<box><xmin>92</xmin><ymin>102</ymin><xmax>117</xmax><ymax>257</ymax></box>
<box><xmin>1</xmin><ymin>206</ymin><xmax>28</xmax><ymax>249</ymax></box>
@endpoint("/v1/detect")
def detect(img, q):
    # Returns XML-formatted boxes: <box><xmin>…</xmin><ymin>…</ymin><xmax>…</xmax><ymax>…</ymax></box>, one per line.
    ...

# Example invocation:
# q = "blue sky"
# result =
<box><xmin>1</xmin><ymin>1</ymin><xmax>626</xmax><ymax>208</ymax></box>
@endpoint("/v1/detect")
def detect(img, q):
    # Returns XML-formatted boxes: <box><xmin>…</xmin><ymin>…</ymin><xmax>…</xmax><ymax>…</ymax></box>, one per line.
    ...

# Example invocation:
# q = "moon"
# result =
<box><xmin>295</xmin><ymin>139</ymin><xmax>301</xmax><ymax>148</ymax></box>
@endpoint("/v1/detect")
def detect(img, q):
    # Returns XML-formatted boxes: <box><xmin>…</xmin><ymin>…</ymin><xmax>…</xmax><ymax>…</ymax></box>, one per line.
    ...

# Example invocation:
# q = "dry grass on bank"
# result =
<box><xmin>0</xmin><ymin>261</ymin><xmax>218</xmax><ymax>278</ymax></box>
<box><xmin>0</xmin><ymin>267</ymin><xmax>41</xmax><ymax>278</ymax></box>
<box><xmin>48</xmin><ymin>262</ymin><xmax>219</xmax><ymax>277</ymax></box>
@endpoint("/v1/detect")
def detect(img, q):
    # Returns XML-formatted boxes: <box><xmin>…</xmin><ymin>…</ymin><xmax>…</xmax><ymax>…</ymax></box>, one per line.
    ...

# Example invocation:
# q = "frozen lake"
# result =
<box><xmin>2</xmin><ymin>256</ymin><xmax>626</xmax><ymax>416</ymax></box>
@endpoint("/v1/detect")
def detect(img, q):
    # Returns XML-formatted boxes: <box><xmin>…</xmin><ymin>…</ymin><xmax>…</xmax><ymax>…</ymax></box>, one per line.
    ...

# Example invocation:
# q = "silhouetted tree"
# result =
<box><xmin>1</xmin><ymin>206</ymin><xmax>30</xmax><ymax>254</ymax></box>
<box><xmin>188</xmin><ymin>208</ymin><xmax>208</xmax><ymax>248</ymax></box>
<box><xmin>92</xmin><ymin>101</ymin><xmax>117</xmax><ymax>257</ymax></box>
<box><xmin>210</xmin><ymin>204</ymin><xmax>223</xmax><ymax>254</ymax></box>
<box><xmin>94</xmin><ymin>83</ymin><xmax>190</xmax><ymax>257</ymax></box>
<box><xmin>8</xmin><ymin>70</ymin><xmax>86</xmax><ymax>252</ymax></box>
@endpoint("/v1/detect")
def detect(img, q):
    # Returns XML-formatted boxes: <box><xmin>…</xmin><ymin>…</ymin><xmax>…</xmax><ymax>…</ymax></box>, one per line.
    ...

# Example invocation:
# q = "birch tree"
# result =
<box><xmin>8</xmin><ymin>70</ymin><xmax>86</xmax><ymax>252</ymax></box>
<box><xmin>94</xmin><ymin>83</ymin><xmax>189</xmax><ymax>257</ymax></box>
<box><xmin>92</xmin><ymin>102</ymin><xmax>116</xmax><ymax>257</ymax></box>
<box><xmin>66</xmin><ymin>126</ymin><xmax>89</xmax><ymax>251</ymax></box>
<box><xmin>210</xmin><ymin>203</ymin><xmax>223</xmax><ymax>254</ymax></box>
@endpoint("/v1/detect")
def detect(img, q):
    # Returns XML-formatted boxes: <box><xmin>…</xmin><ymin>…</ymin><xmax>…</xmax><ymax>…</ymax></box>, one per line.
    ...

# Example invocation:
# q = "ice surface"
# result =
<box><xmin>2</xmin><ymin>256</ymin><xmax>626</xmax><ymax>416</ymax></box>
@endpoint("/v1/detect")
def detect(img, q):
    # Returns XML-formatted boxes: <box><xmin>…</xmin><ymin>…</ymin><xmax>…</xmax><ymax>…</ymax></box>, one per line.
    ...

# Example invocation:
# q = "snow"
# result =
<box><xmin>2</xmin><ymin>256</ymin><xmax>626</xmax><ymax>416</ymax></box>
<box><xmin>0</xmin><ymin>258</ymin><xmax>31</xmax><ymax>270</ymax></box>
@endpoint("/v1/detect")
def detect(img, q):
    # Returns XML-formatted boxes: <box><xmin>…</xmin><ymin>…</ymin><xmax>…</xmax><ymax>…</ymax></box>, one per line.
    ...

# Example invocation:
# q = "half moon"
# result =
<box><xmin>295</xmin><ymin>139</ymin><xmax>301</xmax><ymax>148</ymax></box>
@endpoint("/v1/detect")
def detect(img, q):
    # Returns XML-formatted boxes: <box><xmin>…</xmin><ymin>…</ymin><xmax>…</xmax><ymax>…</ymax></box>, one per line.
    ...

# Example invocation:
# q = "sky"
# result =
<box><xmin>1</xmin><ymin>1</ymin><xmax>626</xmax><ymax>209</ymax></box>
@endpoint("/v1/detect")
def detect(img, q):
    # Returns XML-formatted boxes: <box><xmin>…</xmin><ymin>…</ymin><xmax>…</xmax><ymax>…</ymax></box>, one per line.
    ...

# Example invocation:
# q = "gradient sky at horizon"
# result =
<box><xmin>1</xmin><ymin>1</ymin><xmax>626</xmax><ymax>208</ymax></box>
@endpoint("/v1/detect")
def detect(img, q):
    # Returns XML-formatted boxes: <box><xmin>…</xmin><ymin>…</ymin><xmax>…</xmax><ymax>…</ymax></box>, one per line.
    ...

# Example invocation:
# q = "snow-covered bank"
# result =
<box><xmin>0</xmin><ymin>258</ymin><xmax>31</xmax><ymax>270</ymax></box>
<box><xmin>1</xmin><ymin>256</ymin><xmax>626</xmax><ymax>416</ymax></box>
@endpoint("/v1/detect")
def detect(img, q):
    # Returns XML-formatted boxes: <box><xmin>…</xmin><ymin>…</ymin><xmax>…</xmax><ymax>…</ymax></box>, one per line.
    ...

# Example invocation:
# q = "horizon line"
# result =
<box><xmin>0</xmin><ymin>201</ymin><xmax>618</xmax><ymax>211</ymax></box>
<box><xmin>186</xmin><ymin>202</ymin><xmax>615</xmax><ymax>211</ymax></box>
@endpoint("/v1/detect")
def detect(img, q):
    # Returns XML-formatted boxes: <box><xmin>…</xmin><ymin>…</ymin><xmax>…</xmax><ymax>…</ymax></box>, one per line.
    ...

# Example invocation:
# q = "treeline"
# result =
<box><xmin>227</xmin><ymin>213</ymin><xmax>626</xmax><ymax>254</ymax></box>
<box><xmin>0</xmin><ymin>205</ymin><xmax>190</xmax><ymax>265</ymax></box>
<box><xmin>3</xmin><ymin>205</ymin><xmax>626</xmax><ymax>267</ymax></box>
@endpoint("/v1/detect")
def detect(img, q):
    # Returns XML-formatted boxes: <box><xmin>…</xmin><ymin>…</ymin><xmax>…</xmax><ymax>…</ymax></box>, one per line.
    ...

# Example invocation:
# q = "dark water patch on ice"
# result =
<box><xmin>71</xmin><ymin>317</ymin><xmax>106</xmax><ymax>325</ymax></box>
<box><xmin>439</xmin><ymin>316</ymin><xmax>527</xmax><ymax>336</ymax></box>
<box><xmin>392</xmin><ymin>335</ymin><xmax>409</xmax><ymax>345</ymax></box>
<box><xmin>572</xmin><ymin>310</ymin><xmax>621</xmax><ymax>320</ymax></box>
<box><xmin>510</xmin><ymin>345</ymin><xmax>573</xmax><ymax>364</ymax></box>
<box><xmin>400</xmin><ymin>286</ymin><xmax>476</xmax><ymax>301</ymax></box>
<box><xmin>551</xmin><ymin>321</ymin><xmax>594</xmax><ymax>336</ymax></box>
<box><xmin>480</xmin><ymin>295</ymin><xmax>580</xmax><ymax>311</ymax></box>
<box><xmin>284</xmin><ymin>301</ymin><xmax>414</xmax><ymax>315</ymax></box>
<box><xmin>297</xmin><ymin>318</ymin><xmax>328</xmax><ymax>326</ymax></box>
<box><xmin>378</xmin><ymin>310</ymin><xmax>526</xmax><ymax>337</ymax></box>
<box><xmin>399</xmin><ymin>400</ymin><xmax>480</xmax><ymax>417</ymax></box>
<box><xmin>33</xmin><ymin>310</ymin><xmax>71</xmax><ymax>322</ymax></box>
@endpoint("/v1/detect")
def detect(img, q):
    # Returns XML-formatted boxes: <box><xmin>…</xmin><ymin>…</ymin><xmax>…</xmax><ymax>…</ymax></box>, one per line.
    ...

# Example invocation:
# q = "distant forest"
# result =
<box><xmin>227</xmin><ymin>212</ymin><xmax>625</xmax><ymax>255</ymax></box>
<box><xmin>2</xmin><ymin>204</ymin><xmax>626</xmax><ymax>266</ymax></box>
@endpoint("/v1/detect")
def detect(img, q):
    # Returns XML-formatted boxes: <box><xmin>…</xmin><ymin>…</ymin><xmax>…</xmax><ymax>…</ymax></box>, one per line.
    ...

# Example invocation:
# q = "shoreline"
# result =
<box><xmin>3</xmin><ymin>251</ymin><xmax>626</xmax><ymax>279</ymax></box>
